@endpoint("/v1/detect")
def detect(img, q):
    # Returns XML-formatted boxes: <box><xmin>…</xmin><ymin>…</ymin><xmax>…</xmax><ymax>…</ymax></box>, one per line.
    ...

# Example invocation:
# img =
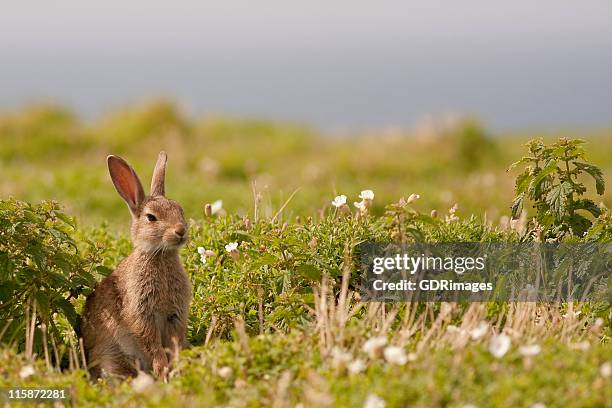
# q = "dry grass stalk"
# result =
<box><xmin>257</xmin><ymin>286</ymin><xmax>265</xmax><ymax>335</ymax></box>
<box><xmin>41</xmin><ymin>323</ymin><xmax>51</xmax><ymax>371</ymax></box>
<box><xmin>205</xmin><ymin>315</ymin><xmax>218</xmax><ymax>346</ymax></box>
<box><xmin>25</xmin><ymin>298</ymin><xmax>37</xmax><ymax>360</ymax></box>
<box><xmin>50</xmin><ymin>332</ymin><xmax>60</xmax><ymax>371</ymax></box>
<box><xmin>313</xmin><ymin>274</ymin><xmax>331</xmax><ymax>353</ymax></box>
<box><xmin>417</xmin><ymin>302</ymin><xmax>454</xmax><ymax>352</ymax></box>
<box><xmin>233</xmin><ymin>315</ymin><xmax>251</xmax><ymax>357</ymax></box>
<box><xmin>0</xmin><ymin>318</ymin><xmax>13</xmax><ymax>344</ymax></box>
<box><xmin>313</xmin><ymin>246</ymin><xmax>364</xmax><ymax>354</ymax></box>
<box><xmin>68</xmin><ymin>344</ymin><xmax>74</xmax><ymax>371</ymax></box>
<box><xmin>71</xmin><ymin>339</ymin><xmax>80</xmax><ymax>370</ymax></box>
<box><xmin>251</xmin><ymin>181</ymin><xmax>260</xmax><ymax>222</ymax></box>
<box><xmin>79</xmin><ymin>337</ymin><xmax>88</xmax><ymax>377</ymax></box>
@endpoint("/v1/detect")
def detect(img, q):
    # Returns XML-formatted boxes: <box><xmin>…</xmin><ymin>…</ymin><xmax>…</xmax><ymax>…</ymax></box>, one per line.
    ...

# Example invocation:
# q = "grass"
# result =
<box><xmin>2</xmin><ymin>335</ymin><xmax>610</xmax><ymax>407</ymax></box>
<box><xmin>0</xmin><ymin>101</ymin><xmax>611</xmax><ymax>407</ymax></box>
<box><xmin>2</xmin><ymin>101</ymin><xmax>612</xmax><ymax>228</ymax></box>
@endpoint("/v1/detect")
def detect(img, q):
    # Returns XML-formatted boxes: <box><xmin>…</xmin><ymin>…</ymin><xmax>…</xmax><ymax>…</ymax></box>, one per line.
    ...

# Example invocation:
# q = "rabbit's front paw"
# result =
<box><xmin>152</xmin><ymin>351</ymin><xmax>169</xmax><ymax>380</ymax></box>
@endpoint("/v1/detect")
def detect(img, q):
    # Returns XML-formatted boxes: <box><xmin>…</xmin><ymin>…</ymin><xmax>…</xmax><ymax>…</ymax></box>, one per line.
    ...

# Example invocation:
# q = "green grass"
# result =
<box><xmin>2</xmin><ymin>102</ymin><xmax>612</xmax><ymax>228</ymax></box>
<box><xmin>0</xmin><ymin>102</ymin><xmax>611</xmax><ymax>407</ymax></box>
<box><xmin>2</xmin><ymin>331</ymin><xmax>610</xmax><ymax>407</ymax></box>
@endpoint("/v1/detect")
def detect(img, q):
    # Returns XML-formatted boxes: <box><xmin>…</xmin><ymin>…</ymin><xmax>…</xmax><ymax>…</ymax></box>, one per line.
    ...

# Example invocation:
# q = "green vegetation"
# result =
<box><xmin>2</xmin><ymin>102</ymin><xmax>611</xmax><ymax>228</ymax></box>
<box><xmin>510</xmin><ymin>138</ymin><xmax>606</xmax><ymax>238</ymax></box>
<box><xmin>0</xmin><ymin>102</ymin><xmax>611</xmax><ymax>407</ymax></box>
<box><xmin>0</xmin><ymin>199</ymin><xmax>100</xmax><ymax>355</ymax></box>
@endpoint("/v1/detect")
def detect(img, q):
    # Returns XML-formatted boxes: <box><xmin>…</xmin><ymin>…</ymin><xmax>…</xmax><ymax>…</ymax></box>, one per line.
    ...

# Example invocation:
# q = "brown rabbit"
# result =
<box><xmin>82</xmin><ymin>151</ymin><xmax>192</xmax><ymax>379</ymax></box>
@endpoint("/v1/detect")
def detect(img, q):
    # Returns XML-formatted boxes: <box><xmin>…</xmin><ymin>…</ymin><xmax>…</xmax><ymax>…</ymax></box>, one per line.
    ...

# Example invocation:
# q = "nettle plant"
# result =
<box><xmin>509</xmin><ymin>138</ymin><xmax>605</xmax><ymax>238</ymax></box>
<box><xmin>0</xmin><ymin>199</ymin><xmax>101</xmax><ymax>357</ymax></box>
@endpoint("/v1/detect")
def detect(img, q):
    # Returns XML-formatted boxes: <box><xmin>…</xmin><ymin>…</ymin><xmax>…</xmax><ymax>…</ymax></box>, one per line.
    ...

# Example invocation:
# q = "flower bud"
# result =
<box><xmin>204</xmin><ymin>203</ymin><xmax>212</xmax><ymax>217</ymax></box>
<box><xmin>407</xmin><ymin>193</ymin><xmax>420</xmax><ymax>203</ymax></box>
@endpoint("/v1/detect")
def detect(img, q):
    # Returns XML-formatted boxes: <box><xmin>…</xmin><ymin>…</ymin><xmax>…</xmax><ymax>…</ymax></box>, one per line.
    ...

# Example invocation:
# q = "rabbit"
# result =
<box><xmin>81</xmin><ymin>151</ymin><xmax>192</xmax><ymax>380</ymax></box>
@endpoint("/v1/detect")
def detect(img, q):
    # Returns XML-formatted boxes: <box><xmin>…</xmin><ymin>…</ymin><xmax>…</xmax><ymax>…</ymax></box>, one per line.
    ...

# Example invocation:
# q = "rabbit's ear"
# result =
<box><xmin>107</xmin><ymin>155</ymin><xmax>146</xmax><ymax>215</ymax></box>
<box><xmin>150</xmin><ymin>151</ymin><xmax>167</xmax><ymax>197</ymax></box>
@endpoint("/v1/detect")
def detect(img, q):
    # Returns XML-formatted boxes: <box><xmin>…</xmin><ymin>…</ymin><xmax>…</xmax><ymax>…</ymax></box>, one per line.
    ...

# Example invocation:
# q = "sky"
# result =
<box><xmin>1</xmin><ymin>0</ymin><xmax>612</xmax><ymax>131</ymax></box>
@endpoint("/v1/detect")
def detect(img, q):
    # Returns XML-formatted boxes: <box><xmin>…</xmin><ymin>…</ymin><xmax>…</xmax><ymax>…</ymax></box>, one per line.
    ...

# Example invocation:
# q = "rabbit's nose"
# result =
<box><xmin>174</xmin><ymin>225</ymin><xmax>186</xmax><ymax>238</ymax></box>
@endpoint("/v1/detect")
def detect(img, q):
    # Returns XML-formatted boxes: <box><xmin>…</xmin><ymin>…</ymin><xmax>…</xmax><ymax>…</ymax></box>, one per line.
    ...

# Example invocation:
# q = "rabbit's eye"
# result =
<box><xmin>146</xmin><ymin>213</ymin><xmax>157</xmax><ymax>222</ymax></box>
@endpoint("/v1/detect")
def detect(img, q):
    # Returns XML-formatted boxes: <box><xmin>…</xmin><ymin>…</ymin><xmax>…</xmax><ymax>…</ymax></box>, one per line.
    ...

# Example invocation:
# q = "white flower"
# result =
<box><xmin>347</xmin><ymin>359</ymin><xmax>367</xmax><ymax>375</ymax></box>
<box><xmin>600</xmin><ymin>362</ymin><xmax>611</xmax><ymax>378</ymax></box>
<box><xmin>210</xmin><ymin>200</ymin><xmax>223</xmax><ymax>215</ymax></box>
<box><xmin>519</xmin><ymin>344</ymin><xmax>541</xmax><ymax>357</ymax></box>
<box><xmin>362</xmin><ymin>336</ymin><xmax>387</xmax><ymax>359</ymax></box>
<box><xmin>446</xmin><ymin>214</ymin><xmax>460</xmax><ymax>223</ymax></box>
<box><xmin>197</xmin><ymin>247</ymin><xmax>215</xmax><ymax>265</ymax></box>
<box><xmin>530</xmin><ymin>403</ymin><xmax>546</xmax><ymax>408</ymax></box>
<box><xmin>19</xmin><ymin>365</ymin><xmax>35</xmax><ymax>379</ymax></box>
<box><xmin>407</xmin><ymin>193</ymin><xmax>420</xmax><ymax>203</ymax></box>
<box><xmin>446</xmin><ymin>203</ymin><xmax>460</xmax><ymax>223</ymax></box>
<box><xmin>488</xmin><ymin>334</ymin><xmax>511</xmax><ymax>359</ymax></box>
<box><xmin>469</xmin><ymin>322</ymin><xmax>489</xmax><ymax>341</ymax></box>
<box><xmin>562</xmin><ymin>310</ymin><xmax>581</xmax><ymax>319</ymax></box>
<box><xmin>197</xmin><ymin>247</ymin><xmax>207</xmax><ymax>265</ymax></box>
<box><xmin>461</xmin><ymin>405</ymin><xmax>478</xmax><ymax>408</ymax></box>
<box><xmin>218</xmin><ymin>366</ymin><xmax>233</xmax><ymax>379</ymax></box>
<box><xmin>131</xmin><ymin>371</ymin><xmax>155</xmax><ymax>392</ymax></box>
<box><xmin>364</xmin><ymin>393</ymin><xmax>386</xmax><ymax>408</ymax></box>
<box><xmin>359</xmin><ymin>190</ymin><xmax>375</xmax><ymax>201</ymax></box>
<box><xmin>383</xmin><ymin>346</ymin><xmax>408</xmax><ymax>365</ymax></box>
<box><xmin>332</xmin><ymin>195</ymin><xmax>347</xmax><ymax>208</ymax></box>
<box><xmin>225</xmin><ymin>242</ymin><xmax>239</xmax><ymax>252</ymax></box>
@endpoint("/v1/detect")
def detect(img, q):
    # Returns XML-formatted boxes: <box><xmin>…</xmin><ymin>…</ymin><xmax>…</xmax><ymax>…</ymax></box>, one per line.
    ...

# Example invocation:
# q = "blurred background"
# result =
<box><xmin>1</xmin><ymin>1</ymin><xmax>611</xmax><ymax>226</ymax></box>
<box><xmin>2</xmin><ymin>0</ymin><xmax>612</xmax><ymax>130</ymax></box>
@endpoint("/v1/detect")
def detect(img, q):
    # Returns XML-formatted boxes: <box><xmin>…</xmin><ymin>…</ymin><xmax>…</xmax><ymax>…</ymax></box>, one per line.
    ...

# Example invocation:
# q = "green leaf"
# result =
<box><xmin>52</xmin><ymin>252</ymin><xmax>76</xmax><ymax>276</ymax></box>
<box><xmin>511</xmin><ymin>193</ymin><xmax>525</xmax><ymax>219</ymax></box>
<box><xmin>71</xmin><ymin>270</ymin><xmax>96</xmax><ymax>288</ymax></box>
<box><xmin>507</xmin><ymin>156</ymin><xmax>531</xmax><ymax>171</ymax></box>
<box><xmin>515</xmin><ymin>171</ymin><xmax>532</xmax><ymax>195</ymax></box>
<box><xmin>567</xmin><ymin>214</ymin><xmax>592</xmax><ymax>236</ymax></box>
<box><xmin>55</xmin><ymin>297</ymin><xmax>78</xmax><ymax>328</ymax></box>
<box><xmin>545</xmin><ymin>182</ymin><xmax>571</xmax><ymax>219</ymax></box>
<box><xmin>529</xmin><ymin>159</ymin><xmax>558</xmax><ymax>198</ymax></box>
<box><xmin>295</xmin><ymin>264</ymin><xmax>322</xmax><ymax>282</ymax></box>
<box><xmin>0</xmin><ymin>251</ymin><xmax>11</xmax><ymax>280</ymax></box>
<box><xmin>29</xmin><ymin>243</ymin><xmax>46</xmax><ymax>273</ymax></box>
<box><xmin>584</xmin><ymin>221</ymin><xmax>604</xmax><ymax>241</ymax></box>
<box><xmin>0</xmin><ymin>281</ymin><xmax>17</xmax><ymax>303</ymax></box>
<box><xmin>56</xmin><ymin>211</ymin><xmax>76</xmax><ymax>228</ymax></box>
<box><xmin>95</xmin><ymin>265</ymin><xmax>113</xmax><ymax>278</ymax></box>
<box><xmin>34</xmin><ymin>291</ymin><xmax>51</xmax><ymax>320</ymax></box>
<box><xmin>574</xmin><ymin>162</ymin><xmax>605</xmax><ymax>195</ymax></box>
<box><xmin>573</xmin><ymin>199</ymin><xmax>602</xmax><ymax>218</ymax></box>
